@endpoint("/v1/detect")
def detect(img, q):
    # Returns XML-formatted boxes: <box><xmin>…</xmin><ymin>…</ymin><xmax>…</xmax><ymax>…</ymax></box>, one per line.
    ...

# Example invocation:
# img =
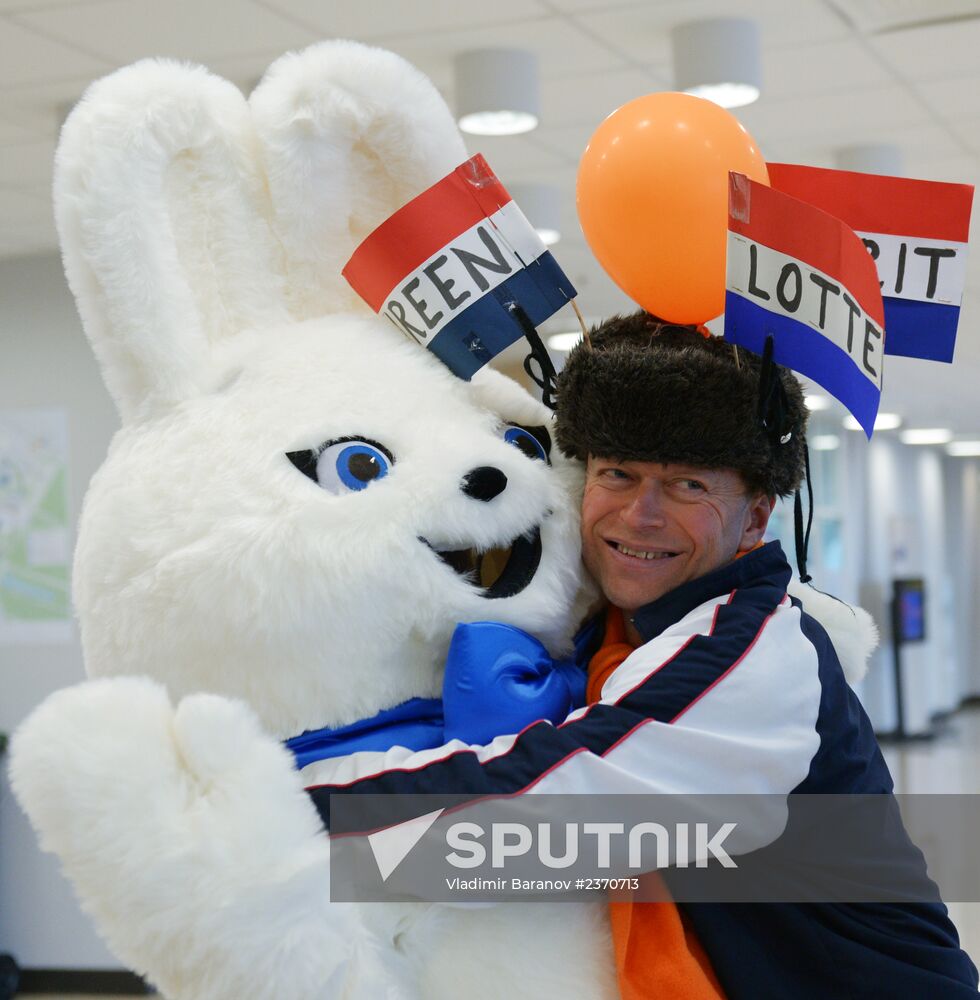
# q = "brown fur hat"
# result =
<box><xmin>554</xmin><ymin>312</ymin><xmax>808</xmax><ymax>498</ymax></box>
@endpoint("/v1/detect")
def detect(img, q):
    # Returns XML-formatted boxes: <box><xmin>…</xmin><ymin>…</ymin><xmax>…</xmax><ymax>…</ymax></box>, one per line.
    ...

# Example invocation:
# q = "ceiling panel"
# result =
<box><xmin>539</xmin><ymin>67</ymin><xmax>665</xmax><ymax>128</ymax></box>
<box><xmin>0</xmin><ymin>0</ymin><xmax>107</xmax><ymax>9</ymax></box>
<box><xmin>827</xmin><ymin>0</ymin><xmax>980</xmax><ymax>34</ymax></box>
<box><xmin>868</xmin><ymin>17</ymin><xmax>980</xmax><ymax>82</ymax></box>
<box><xmin>378</xmin><ymin>16</ymin><xmax>627</xmax><ymax>89</ymax></box>
<box><xmin>916</xmin><ymin>77</ymin><xmax>980</xmax><ymax>122</ymax></box>
<box><xmin>10</xmin><ymin>0</ymin><xmax>321</xmax><ymax>65</ymax></box>
<box><xmin>0</xmin><ymin>73</ymin><xmax>102</xmax><ymax>136</ymax></box>
<box><xmin>763</xmin><ymin>39</ymin><xmax>897</xmax><ymax>100</ymax></box>
<box><xmin>945</xmin><ymin>116</ymin><xmax>980</xmax><ymax>154</ymax></box>
<box><xmin>901</xmin><ymin>152</ymin><xmax>980</xmax><ymax>185</ymax></box>
<box><xmin>463</xmin><ymin>133</ymin><xmax>570</xmax><ymax>179</ymax></box>
<box><xmin>532</xmin><ymin>120</ymin><xmax>613</xmax><ymax>161</ymax></box>
<box><xmin>0</xmin><ymin>16</ymin><xmax>108</xmax><ymax>87</ymax></box>
<box><xmin>256</xmin><ymin>0</ymin><xmax>553</xmax><ymax>39</ymax></box>
<box><xmin>776</xmin><ymin>121</ymin><xmax>967</xmax><ymax>173</ymax></box>
<box><xmin>572</xmin><ymin>0</ymin><xmax>848</xmax><ymax>68</ymax></box>
<box><xmin>736</xmin><ymin>86</ymin><xmax>931</xmax><ymax>145</ymax></box>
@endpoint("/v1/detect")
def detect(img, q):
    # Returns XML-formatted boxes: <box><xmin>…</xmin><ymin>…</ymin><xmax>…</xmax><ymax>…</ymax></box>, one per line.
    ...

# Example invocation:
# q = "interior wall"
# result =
<box><xmin>948</xmin><ymin>458</ymin><xmax>980</xmax><ymax>699</ymax></box>
<box><xmin>856</xmin><ymin>436</ymin><xmax>979</xmax><ymax>735</ymax></box>
<box><xmin>0</xmin><ymin>252</ymin><xmax>120</xmax><ymax>968</ymax></box>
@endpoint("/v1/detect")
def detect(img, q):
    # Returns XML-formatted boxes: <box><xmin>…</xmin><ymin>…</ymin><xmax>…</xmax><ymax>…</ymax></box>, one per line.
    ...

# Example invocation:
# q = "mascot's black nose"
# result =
<box><xmin>461</xmin><ymin>466</ymin><xmax>508</xmax><ymax>502</ymax></box>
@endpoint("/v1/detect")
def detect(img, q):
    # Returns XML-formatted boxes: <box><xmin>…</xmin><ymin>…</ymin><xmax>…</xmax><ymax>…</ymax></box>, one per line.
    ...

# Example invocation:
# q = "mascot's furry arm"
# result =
<box><xmin>13</xmin><ymin>679</ymin><xmax>409</xmax><ymax>999</ymax></box>
<box><xmin>10</xmin><ymin>42</ymin><xmax>468</xmax><ymax>1000</ymax></box>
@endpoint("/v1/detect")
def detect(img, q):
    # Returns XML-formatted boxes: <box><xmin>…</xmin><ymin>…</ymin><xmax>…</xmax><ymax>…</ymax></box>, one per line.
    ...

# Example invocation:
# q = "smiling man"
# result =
<box><xmin>553</xmin><ymin>312</ymin><xmax>977</xmax><ymax>999</ymax></box>
<box><xmin>580</xmin><ymin>460</ymin><xmax>772</xmax><ymax>645</ymax></box>
<box><xmin>306</xmin><ymin>312</ymin><xmax>977</xmax><ymax>999</ymax></box>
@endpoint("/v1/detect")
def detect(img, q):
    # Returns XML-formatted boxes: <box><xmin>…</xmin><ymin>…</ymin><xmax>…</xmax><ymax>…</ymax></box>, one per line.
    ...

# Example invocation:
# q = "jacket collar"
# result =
<box><xmin>629</xmin><ymin>540</ymin><xmax>791</xmax><ymax>642</ymax></box>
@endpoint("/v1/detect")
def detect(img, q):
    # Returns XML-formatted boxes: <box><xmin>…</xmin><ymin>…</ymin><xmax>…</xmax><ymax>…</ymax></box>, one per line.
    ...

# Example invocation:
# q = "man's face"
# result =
<box><xmin>581</xmin><ymin>458</ymin><xmax>774</xmax><ymax>615</ymax></box>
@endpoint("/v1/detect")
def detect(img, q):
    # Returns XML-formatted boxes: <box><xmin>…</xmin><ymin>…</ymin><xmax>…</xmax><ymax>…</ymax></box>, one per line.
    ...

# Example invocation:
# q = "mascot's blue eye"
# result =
<box><xmin>318</xmin><ymin>441</ymin><xmax>391</xmax><ymax>493</ymax></box>
<box><xmin>503</xmin><ymin>425</ymin><xmax>550</xmax><ymax>464</ymax></box>
<box><xmin>286</xmin><ymin>438</ymin><xmax>394</xmax><ymax>495</ymax></box>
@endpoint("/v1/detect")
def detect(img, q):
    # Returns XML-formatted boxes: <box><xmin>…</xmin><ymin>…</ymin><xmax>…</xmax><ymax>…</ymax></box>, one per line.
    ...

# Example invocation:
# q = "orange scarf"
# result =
<box><xmin>587</xmin><ymin>606</ymin><xmax>727</xmax><ymax>1000</ymax></box>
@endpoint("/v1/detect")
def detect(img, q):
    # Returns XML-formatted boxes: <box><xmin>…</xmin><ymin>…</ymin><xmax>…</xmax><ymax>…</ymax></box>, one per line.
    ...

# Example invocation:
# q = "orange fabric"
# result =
<box><xmin>586</xmin><ymin>606</ymin><xmax>635</xmax><ymax>704</ymax></box>
<box><xmin>738</xmin><ymin>540</ymin><xmax>765</xmax><ymax>558</ymax></box>
<box><xmin>609</xmin><ymin>890</ymin><xmax>727</xmax><ymax>1000</ymax></box>
<box><xmin>587</xmin><ymin>607</ymin><xmax>727</xmax><ymax>1000</ymax></box>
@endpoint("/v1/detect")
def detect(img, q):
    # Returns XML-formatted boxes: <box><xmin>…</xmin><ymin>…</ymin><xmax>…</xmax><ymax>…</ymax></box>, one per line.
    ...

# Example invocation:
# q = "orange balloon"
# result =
<box><xmin>577</xmin><ymin>92</ymin><xmax>768</xmax><ymax>324</ymax></box>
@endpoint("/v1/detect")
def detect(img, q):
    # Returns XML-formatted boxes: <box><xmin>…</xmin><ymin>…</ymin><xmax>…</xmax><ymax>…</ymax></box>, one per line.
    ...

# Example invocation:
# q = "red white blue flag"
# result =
<box><xmin>767</xmin><ymin>162</ymin><xmax>974</xmax><ymax>364</ymax></box>
<box><xmin>726</xmin><ymin>172</ymin><xmax>886</xmax><ymax>437</ymax></box>
<box><xmin>343</xmin><ymin>154</ymin><xmax>576</xmax><ymax>380</ymax></box>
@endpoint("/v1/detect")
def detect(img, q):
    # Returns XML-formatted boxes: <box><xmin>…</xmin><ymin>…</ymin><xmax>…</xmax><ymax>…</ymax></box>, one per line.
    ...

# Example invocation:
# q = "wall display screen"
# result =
<box><xmin>893</xmin><ymin>578</ymin><xmax>926</xmax><ymax>644</ymax></box>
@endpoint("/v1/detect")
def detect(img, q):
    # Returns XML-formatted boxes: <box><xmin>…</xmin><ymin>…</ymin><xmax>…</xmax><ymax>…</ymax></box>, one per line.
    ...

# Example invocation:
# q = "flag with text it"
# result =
<box><xmin>768</xmin><ymin>162</ymin><xmax>974</xmax><ymax>364</ymax></box>
<box><xmin>342</xmin><ymin>154</ymin><xmax>576</xmax><ymax>380</ymax></box>
<box><xmin>725</xmin><ymin>172</ymin><xmax>886</xmax><ymax>438</ymax></box>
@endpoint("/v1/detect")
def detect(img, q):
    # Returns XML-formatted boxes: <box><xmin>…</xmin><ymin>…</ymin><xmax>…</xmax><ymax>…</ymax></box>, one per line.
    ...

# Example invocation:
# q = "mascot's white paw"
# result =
<box><xmin>11</xmin><ymin>677</ymin><xmax>412</xmax><ymax>1000</ymax></box>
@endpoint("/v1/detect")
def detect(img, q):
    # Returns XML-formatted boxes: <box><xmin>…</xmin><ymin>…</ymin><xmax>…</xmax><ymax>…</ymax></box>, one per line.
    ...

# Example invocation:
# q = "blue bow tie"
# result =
<box><xmin>284</xmin><ymin>621</ymin><xmax>593</xmax><ymax>769</ymax></box>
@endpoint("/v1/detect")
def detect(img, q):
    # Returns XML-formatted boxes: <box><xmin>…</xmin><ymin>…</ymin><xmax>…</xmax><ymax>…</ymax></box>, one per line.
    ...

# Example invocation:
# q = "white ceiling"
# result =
<box><xmin>2</xmin><ymin>0</ymin><xmax>980</xmax><ymax>436</ymax></box>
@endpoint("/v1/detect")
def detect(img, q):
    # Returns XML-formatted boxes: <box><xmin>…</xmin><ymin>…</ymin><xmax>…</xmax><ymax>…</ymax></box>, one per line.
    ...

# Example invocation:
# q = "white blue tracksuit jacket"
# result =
<box><xmin>305</xmin><ymin>541</ymin><xmax>979</xmax><ymax>997</ymax></box>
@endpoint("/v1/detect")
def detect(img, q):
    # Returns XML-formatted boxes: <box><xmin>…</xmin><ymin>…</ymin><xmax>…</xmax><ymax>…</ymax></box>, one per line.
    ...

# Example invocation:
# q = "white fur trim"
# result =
<box><xmin>787</xmin><ymin>579</ymin><xmax>880</xmax><ymax>684</ymax></box>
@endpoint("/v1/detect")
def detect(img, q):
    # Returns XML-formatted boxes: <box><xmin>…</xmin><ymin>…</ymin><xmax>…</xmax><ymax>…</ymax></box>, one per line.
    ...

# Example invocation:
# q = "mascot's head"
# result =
<box><xmin>60</xmin><ymin>42</ymin><xmax>593</xmax><ymax>737</ymax></box>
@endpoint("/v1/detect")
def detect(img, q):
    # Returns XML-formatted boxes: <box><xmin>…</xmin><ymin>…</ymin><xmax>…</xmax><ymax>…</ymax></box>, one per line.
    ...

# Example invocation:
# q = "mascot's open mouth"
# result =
<box><xmin>422</xmin><ymin>528</ymin><xmax>542</xmax><ymax>599</ymax></box>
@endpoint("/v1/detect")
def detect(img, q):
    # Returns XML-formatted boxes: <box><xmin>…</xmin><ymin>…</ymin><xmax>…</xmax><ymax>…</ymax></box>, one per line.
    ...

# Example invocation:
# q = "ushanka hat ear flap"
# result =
<box><xmin>249</xmin><ymin>41</ymin><xmax>468</xmax><ymax>321</ymax></box>
<box><xmin>554</xmin><ymin>312</ymin><xmax>809</xmax><ymax>499</ymax></box>
<box><xmin>54</xmin><ymin>60</ymin><xmax>288</xmax><ymax>423</ymax></box>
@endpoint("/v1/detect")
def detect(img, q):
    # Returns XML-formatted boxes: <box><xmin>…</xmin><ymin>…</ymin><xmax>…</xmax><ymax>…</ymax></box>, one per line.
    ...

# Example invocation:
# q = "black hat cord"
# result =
<box><xmin>793</xmin><ymin>444</ymin><xmax>814</xmax><ymax>585</ymax></box>
<box><xmin>508</xmin><ymin>301</ymin><xmax>559</xmax><ymax>410</ymax></box>
<box><xmin>758</xmin><ymin>334</ymin><xmax>813</xmax><ymax>584</ymax></box>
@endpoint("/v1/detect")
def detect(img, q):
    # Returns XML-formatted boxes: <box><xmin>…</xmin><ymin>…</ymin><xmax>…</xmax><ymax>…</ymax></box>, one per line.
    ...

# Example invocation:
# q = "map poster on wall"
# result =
<box><xmin>0</xmin><ymin>409</ymin><xmax>72</xmax><ymax>644</ymax></box>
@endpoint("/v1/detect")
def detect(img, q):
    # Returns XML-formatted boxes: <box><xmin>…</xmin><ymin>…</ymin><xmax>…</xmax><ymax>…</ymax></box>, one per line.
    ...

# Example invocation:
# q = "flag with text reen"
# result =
<box><xmin>343</xmin><ymin>154</ymin><xmax>576</xmax><ymax>380</ymax></box>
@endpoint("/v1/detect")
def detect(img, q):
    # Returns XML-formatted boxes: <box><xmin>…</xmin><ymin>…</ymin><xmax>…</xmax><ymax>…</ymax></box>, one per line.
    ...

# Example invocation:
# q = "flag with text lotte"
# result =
<box><xmin>343</xmin><ymin>154</ymin><xmax>575</xmax><ymax>380</ymax></box>
<box><xmin>768</xmin><ymin>162</ymin><xmax>974</xmax><ymax>363</ymax></box>
<box><xmin>726</xmin><ymin>172</ymin><xmax>886</xmax><ymax>437</ymax></box>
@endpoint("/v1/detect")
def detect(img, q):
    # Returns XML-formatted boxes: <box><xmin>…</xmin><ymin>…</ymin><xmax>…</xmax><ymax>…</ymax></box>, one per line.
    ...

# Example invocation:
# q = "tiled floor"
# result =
<box><xmin>881</xmin><ymin>704</ymin><xmax>980</xmax><ymax>969</ymax></box>
<box><xmin>35</xmin><ymin>707</ymin><xmax>980</xmax><ymax>997</ymax></box>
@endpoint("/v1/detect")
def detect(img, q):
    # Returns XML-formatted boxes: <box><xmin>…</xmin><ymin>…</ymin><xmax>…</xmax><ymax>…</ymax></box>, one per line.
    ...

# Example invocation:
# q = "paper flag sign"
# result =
<box><xmin>343</xmin><ymin>154</ymin><xmax>576</xmax><ymax>380</ymax></box>
<box><xmin>767</xmin><ymin>163</ymin><xmax>974</xmax><ymax>363</ymax></box>
<box><xmin>726</xmin><ymin>172</ymin><xmax>886</xmax><ymax>437</ymax></box>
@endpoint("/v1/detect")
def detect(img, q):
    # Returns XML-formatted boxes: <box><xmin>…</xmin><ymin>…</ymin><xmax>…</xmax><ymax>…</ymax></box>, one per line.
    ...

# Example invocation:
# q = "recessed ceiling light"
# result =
<box><xmin>900</xmin><ymin>428</ymin><xmax>953</xmax><ymax>445</ymax></box>
<box><xmin>805</xmin><ymin>395</ymin><xmax>831</xmax><ymax>412</ymax></box>
<box><xmin>811</xmin><ymin>434</ymin><xmax>841</xmax><ymax>451</ymax></box>
<box><xmin>843</xmin><ymin>413</ymin><xmax>902</xmax><ymax>431</ymax></box>
<box><xmin>455</xmin><ymin>50</ymin><xmax>539</xmax><ymax>136</ymax></box>
<box><xmin>683</xmin><ymin>82</ymin><xmax>760</xmax><ymax>110</ymax></box>
<box><xmin>672</xmin><ymin>18</ymin><xmax>762</xmax><ymax>109</ymax></box>
<box><xmin>458</xmin><ymin>110</ymin><xmax>538</xmax><ymax>136</ymax></box>
<box><xmin>546</xmin><ymin>332</ymin><xmax>583</xmax><ymax>352</ymax></box>
<box><xmin>947</xmin><ymin>440</ymin><xmax>980</xmax><ymax>457</ymax></box>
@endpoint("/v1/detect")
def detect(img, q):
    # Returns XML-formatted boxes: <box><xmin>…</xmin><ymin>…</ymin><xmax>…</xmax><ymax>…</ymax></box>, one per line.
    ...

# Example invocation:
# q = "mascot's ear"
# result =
<box><xmin>55</xmin><ymin>59</ymin><xmax>288</xmax><ymax>424</ymax></box>
<box><xmin>250</xmin><ymin>40</ymin><xmax>468</xmax><ymax>321</ymax></box>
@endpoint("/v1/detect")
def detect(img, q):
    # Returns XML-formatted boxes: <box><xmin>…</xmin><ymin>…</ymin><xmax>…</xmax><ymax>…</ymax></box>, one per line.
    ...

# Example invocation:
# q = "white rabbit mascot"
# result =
<box><xmin>9</xmin><ymin>41</ymin><xmax>619</xmax><ymax>1000</ymax></box>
